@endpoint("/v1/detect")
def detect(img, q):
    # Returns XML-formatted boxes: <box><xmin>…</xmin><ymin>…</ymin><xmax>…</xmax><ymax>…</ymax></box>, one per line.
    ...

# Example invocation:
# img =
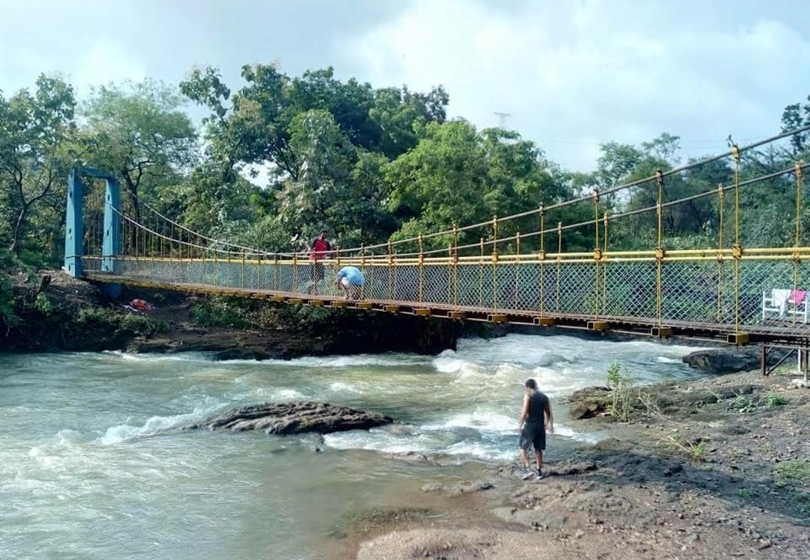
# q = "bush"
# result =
<box><xmin>190</xmin><ymin>296</ymin><xmax>251</xmax><ymax>328</ymax></box>
<box><xmin>75</xmin><ymin>307</ymin><xmax>121</xmax><ymax>329</ymax></box>
<box><xmin>606</xmin><ymin>361</ymin><xmax>636</xmax><ymax>422</ymax></box>
<box><xmin>119</xmin><ymin>313</ymin><xmax>169</xmax><ymax>337</ymax></box>
<box><xmin>765</xmin><ymin>392</ymin><xmax>788</xmax><ymax>409</ymax></box>
<box><xmin>34</xmin><ymin>292</ymin><xmax>54</xmax><ymax>315</ymax></box>
<box><xmin>75</xmin><ymin>307</ymin><xmax>167</xmax><ymax>337</ymax></box>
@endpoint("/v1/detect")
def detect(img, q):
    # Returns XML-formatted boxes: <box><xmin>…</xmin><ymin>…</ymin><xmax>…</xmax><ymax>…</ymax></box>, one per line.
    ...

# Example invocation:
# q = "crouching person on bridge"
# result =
<box><xmin>336</xmin><ymin>266</ymin><xmax>364</xmax><ymax>300</ymax></box>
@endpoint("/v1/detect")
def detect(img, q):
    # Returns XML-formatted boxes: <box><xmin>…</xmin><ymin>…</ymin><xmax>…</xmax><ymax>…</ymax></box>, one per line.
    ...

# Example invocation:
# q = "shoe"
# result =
<box><xmin>521</xmin><ymin>469</ymin><xmax>534</xmax><ymax>480</ymax></box>
<box><xmin>535</xmin><ymin>469</ymin><xmax>545</xmax><ymax>480</ymax></box>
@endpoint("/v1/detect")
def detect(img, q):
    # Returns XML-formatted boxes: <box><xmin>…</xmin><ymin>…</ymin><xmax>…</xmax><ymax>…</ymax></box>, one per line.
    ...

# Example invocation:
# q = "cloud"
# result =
<box><xmin>347</xmin><ymin>0</ymin><xmax>810</xmax><ymax>170</ymax></box>
<box><xmin>2</xmin><ymin>0</ymin><xmax>809</xmax><ymax>172</ymax></box>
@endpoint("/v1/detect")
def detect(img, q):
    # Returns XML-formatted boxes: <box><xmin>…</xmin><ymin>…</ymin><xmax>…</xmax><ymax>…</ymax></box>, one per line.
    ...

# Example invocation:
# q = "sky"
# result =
<box><xmin>1</xmin><ymin>0</ymin><xmax>809</xmax><ymax>171</ymax></box>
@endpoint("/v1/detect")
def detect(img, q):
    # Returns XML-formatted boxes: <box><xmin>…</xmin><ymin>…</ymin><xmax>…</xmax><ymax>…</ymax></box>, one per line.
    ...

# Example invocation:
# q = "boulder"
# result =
<box><xmin>190</xmin><ymin>401</ymin><xmax>393</xmax><ymax>435</ymax></box>
<box><xmin>682</xmin><ymin>347</ymin><xmax>788</xmax><ymax>375</ymax></box>
<box><xmin>567</xmin><ymin>386</ymin><xmax>612</xmax><ymax>419</ymax></box>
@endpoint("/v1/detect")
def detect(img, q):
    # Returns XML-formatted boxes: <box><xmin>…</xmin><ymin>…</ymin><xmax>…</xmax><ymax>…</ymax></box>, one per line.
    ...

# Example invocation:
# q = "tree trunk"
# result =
<box><xmin>9</xmin><ymin>204</ymin><xmax>29</xmax><ymax>255</ymax></box>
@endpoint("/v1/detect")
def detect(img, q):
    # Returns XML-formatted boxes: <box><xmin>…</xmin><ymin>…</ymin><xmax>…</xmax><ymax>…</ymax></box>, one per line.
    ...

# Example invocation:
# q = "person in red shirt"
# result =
<box><xmin>307</xmin><ymin>229</ymin><xmax>332</xmax><ymax>295</ymax></box>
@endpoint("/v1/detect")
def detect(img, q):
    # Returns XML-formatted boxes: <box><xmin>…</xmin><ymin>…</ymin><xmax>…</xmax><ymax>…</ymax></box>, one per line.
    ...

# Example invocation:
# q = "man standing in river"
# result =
<box><xmin>518</xmin><ymin>378</ymin><xmax>553</xmax><ymax>480</ymax></box>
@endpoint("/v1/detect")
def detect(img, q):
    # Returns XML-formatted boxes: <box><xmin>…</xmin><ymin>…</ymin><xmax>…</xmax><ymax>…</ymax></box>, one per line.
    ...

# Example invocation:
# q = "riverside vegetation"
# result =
<box><xmin>4</xmin><ymin>65</ymin><xmax>810</xmax><ymax>335</ymax></box>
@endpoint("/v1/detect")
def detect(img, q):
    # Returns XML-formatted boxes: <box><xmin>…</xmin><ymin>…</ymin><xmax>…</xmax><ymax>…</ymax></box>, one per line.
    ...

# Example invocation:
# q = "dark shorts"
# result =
<box><xmin>310</xmin><ymin>262</ymin><xmax>325</xmax><ymax>282</ymax></box>
<box><xmin>519</xmin><ymin>423</ymin><xmax>546</xmax><ymax>451</ymax></box>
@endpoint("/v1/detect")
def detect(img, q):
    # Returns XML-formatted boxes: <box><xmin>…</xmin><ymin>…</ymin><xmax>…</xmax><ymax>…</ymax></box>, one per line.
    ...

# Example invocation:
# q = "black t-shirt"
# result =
<box><xmin>526</xmin><ymin>391</ymin><xmax>549</xmax><ymax>425</ymax></box>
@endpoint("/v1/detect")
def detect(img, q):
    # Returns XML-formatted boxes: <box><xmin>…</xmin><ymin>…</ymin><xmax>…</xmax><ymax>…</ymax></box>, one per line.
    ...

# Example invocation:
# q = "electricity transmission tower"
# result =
<box><xmin>494</xmin><ymin>112</ymin><xmax>511</xmax><ymax>129</ymax></box>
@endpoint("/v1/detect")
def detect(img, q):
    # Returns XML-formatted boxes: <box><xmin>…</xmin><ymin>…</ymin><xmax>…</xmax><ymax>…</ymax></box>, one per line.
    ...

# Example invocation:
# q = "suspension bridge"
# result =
<box><xmin>64</xmin><ymin>127</ymin><xmax>810</xmax><ymax>346</ymax></box>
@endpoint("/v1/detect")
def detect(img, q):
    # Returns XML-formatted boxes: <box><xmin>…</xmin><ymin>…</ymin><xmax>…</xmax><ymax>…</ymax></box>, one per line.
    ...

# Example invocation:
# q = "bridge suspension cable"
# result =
<box><xmin>393</xmin><ymin>162</ymin><xmax>810</xmax><ymax>258</ymax></box>
<box><xmin>340</xmin><ymin>124</ymin><xmax>810</xmax><ymax>255</ymax></box>
<box><xmin>101</xmin><ymin>124</ymin><xmax>810</xmax><ymax>260</ymax></box>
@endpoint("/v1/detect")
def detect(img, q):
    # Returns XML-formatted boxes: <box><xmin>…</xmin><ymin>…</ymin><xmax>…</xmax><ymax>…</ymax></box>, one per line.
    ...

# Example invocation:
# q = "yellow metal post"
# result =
<box><xmin>716</xmin><ymin>183</ymin><xmax>725</xmax><ymax>322</ymax></box>
<box><xmin>479</xmin><ymin>238</ymin><xmax>484</xmax><ymax>307</ymax></box>
<box><xmin>447</xmin><ymin>243</ymin><xmax>453</xmax><ymax>305</ymax></box>
<box><xmin>792</xmin><ymin>162</ymin><xmax>804</xmax><ymax>321</ymax></box>
<box><xmin>731</xmin><ymin>144</ymin><xmax>742</xmax><ymax>335</ymax></box>
<box><xmin>514</xmin><ymin>231</ymin><xmax>520</xmax><ymax>309</ymax></box>
<box><xmin>795</xmin><ymin>162</ymin><xmax>803</xmax><ymax>247</ymax></box>
<box><xmin>240</xmin><ymin>248</ymin><xmax>245</xmax><ymax>289</ymax></box>
<box><xmin>602</xmin><ymin>211</ymin><xmax>609</xmax><ymax>313</ymax></box>
<box><xmin>273</xmin><ymin>253</ymin><xmax>279</xmax><ymax>291</ymax></box>
<box><xmin>214</xmin><ymin>249</ymin><xmax>219</xmax><ymax>287</ymax></box>
<box><xmin>360</xmin><ymin>244</ymin><xmax>366</xmax><ymax>300</ymax></box>
<box><xmin>452</xmin><ymin>225</ymin><xmax>459</xmax><ymax>308</ymax></box>
<box><xmin>539</xmin><ymin>204</ymin><xmax>545</xmax><ymax>317</ymax></box>
<box><xmin>655</xmin><ymin>170</ymin><xmax>665</xmax><ymax>329</ymax></box>
<box><xmin>293</xmin><ymin>252</ymin><xmax>298</xmax><ymax>294</ymax></box>
<box><xmin>418</xmin><ymin>234</ymin><xmax>424</xmax><ymax>304</ymax></box>
<box><xmin>387</xmin><ymin>240</ymin><xmax>393</xmax><ymax>300</ymax></box>
<box><xmin>556</xmin><ymin>221</ymin><xmax>562</xmax><ymax>313</ymax></box>
<box><xmin>492</xmin><ymin>215</ymin><xmax>499</xmax><ymax>311</ymax></box>
<box><xmin>593</xmin><ymin>189</ymin><xmax>601</xmax><ymax>318</ymax></box>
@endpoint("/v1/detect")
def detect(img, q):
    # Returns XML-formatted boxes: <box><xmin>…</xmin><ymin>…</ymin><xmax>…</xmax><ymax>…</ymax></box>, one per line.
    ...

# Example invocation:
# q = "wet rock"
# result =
<box><xmin>682</xmin><ymin>348</ymin><xmax>786</xmax><ymax>375</ymax></box>
<box><xmin>421</xmin><ymin>483</ymin><xmax>447</xmax><ymax>493</ymax></box>
<box><xmin>391</xmin><ymin>451</ymin><xmax>430</xmax><ymax>463</ymax></box>
<box><xmin>448</xmin><ymin>480</ymin><xmax>494</xmax><ymax>496</ymax></box>
<box><xmin>209</xmin><ymin>348</ymin><xmax>273</xmax><ymax>361</ymax></box>
<box><xmin>548</xmin><ymin>461</ymin><xmax>598</xmax><ymax>476</ymax></box>
<box><xmin>568</xmin><ymin>386</ymin><xmax>611</xmax><ymax>419</ymax></box>
<box><xmin>189</xmin><ymin>401</ymin><xmax>393</xmax><ymax>435</ymax></box>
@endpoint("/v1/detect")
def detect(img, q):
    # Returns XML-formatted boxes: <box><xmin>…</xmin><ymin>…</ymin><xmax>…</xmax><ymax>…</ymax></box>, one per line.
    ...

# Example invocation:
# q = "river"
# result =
<box><xmin>0</xmin><ymin>333</ymin><xmax>704</xmax><ymax>560</ymax></box>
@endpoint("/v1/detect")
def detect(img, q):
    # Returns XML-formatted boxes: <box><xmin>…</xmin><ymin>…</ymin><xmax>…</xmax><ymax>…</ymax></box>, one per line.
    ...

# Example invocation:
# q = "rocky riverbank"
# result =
<box><xmin>0</xmin><ymin>271</ymin><xmax>460</xmax><ymax>358</ymax></box>
<box><xmin>335</xmin><ymin>370</ymin><xmax>810</xmax><ymax>560</ymax></box>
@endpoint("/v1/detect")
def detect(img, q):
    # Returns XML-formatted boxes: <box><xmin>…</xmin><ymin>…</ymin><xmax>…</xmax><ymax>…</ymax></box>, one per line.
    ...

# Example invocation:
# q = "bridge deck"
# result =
<box><xmin>86</xmin><ymin>273</ymin><xmax>810</xmax><ymax>345</ymax></box>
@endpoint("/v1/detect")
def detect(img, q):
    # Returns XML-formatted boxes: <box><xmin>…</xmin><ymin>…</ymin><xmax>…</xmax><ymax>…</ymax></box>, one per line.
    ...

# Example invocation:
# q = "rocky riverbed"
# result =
<box><xmin>335</xmin><ymin>370</ymin><xmax>810</xmax><ymax>560</ymax></box>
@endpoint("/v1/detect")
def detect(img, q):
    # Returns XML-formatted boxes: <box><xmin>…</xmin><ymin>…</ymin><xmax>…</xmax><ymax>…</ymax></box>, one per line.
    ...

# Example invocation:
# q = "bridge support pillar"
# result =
<box><xmin>102</xmin><ymin>178</ymin><xmax>120</xmax><ymax>274</ymax></box>
<box><xmin>63</xmin><ymin>169</ymin><xmax>83</xmax><ymax>277</ymax></box>
<box><xmin>101</xmin><ymin>177</ymin><xmax>123</xmax><ymax>299</ymax></box>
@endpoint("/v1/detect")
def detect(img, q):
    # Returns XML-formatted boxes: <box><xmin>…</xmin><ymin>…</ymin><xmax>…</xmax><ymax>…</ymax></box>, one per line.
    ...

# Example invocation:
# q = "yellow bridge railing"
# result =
<box><xmin>83</xmin><ymin>244</ymin><xmax>810</xmax><ymax>344</ymax></box>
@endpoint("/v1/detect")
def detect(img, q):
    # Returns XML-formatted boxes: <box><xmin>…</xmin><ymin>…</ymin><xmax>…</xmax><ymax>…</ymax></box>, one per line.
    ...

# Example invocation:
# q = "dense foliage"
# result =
<box><xmin>1</xmin><ymin>65</ymin><xmax>809</xmax><ymax>329</ymax></box>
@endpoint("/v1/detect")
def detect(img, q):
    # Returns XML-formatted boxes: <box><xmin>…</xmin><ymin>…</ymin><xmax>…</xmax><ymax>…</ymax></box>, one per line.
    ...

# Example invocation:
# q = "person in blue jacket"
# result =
<box><xmin>335</xmin><ymin>266</ymin><xmax>364</xmax><ymax>300</ymax></box>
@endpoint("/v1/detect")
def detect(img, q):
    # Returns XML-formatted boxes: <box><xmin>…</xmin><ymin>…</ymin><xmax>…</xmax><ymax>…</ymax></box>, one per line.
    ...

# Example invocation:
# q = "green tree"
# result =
<box><xmin>0</xmin><ymin>75</ymin><xmax>76</xmax><ymax>258</ymax></box>
<box><xmin>781</xmin><ymin>99</ymin><xmax>809</xmax><ymax>156</ymax></box>
<box><xmin>81</xmin><ymin>80</ymin><xmax>198</xmax><ymax>222</ymax></box>
<box><xmin>385</xmin><ymin>120</ymin><xmax>569</xmax><ymax>252</ymax></box>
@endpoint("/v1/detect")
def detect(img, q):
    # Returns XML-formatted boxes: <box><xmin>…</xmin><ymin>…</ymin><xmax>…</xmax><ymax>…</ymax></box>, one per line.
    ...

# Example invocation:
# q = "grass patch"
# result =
<box><xmin>765</xmin><ymin>392</ymin><xmax>789</xmax><ymax>409</ymax></box>
<box><xmin>737</xmin><ymin>487</ymin><xmax>759</xmax><ymax>499</ymax></box>
<box><xmin>664</xmin><ymin>435</ymin><xmax>708</xmax><ymax>463</ymax></box>
<box><xmin>792</xmin><ymin>492</ymin><xmax>810</xmax><ymax>514</ymax></box>
<box><xmin>774</xmin><ymin>460</ymin><xmax>810</xmax><ymax>486</ymax></box>
<box><xmin>726</xmin><ymin>394</ymin><xmax>758</xmax><ymax>413</ymax></box>
<box><xmin>606</xmin><ymin>361</ymin><xmax>636</xmax><ymax>422</ymax></box>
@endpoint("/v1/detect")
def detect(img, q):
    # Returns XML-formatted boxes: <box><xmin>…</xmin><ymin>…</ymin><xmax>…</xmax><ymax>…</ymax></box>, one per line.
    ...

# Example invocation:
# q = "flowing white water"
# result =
<box><xmin>0</xmin><ymin>334</ymin><xmax>702</xmax><ymax>559</ymax></box>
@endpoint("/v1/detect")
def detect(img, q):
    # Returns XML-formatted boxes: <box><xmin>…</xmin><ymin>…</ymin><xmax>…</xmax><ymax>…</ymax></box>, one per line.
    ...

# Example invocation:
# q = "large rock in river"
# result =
<box><xmin>190</xmin><ymin>401</ymin><xmax>393</xmax><ymax>435</ymax></box>
<box><xmin>682</xmin><ymin>347</ymin><xmax>787</xmax><ymax>375</ymax></box>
